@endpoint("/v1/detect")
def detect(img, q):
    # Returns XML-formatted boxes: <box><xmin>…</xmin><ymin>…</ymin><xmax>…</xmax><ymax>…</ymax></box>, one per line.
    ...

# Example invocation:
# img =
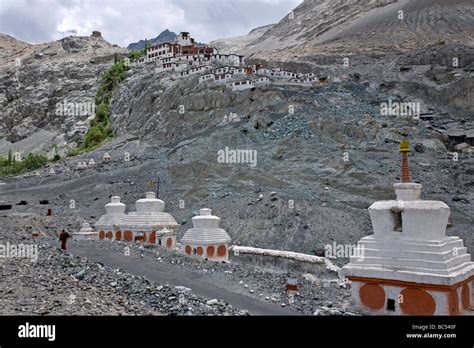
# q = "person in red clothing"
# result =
<box><xmin>59</xmin><ymin>229</ymin><xmax>70</xmax><ymax>251</ymax></box>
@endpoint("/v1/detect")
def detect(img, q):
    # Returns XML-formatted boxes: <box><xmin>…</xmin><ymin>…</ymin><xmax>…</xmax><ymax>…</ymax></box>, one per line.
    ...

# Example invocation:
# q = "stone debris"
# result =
<box><xmin>70</xmin><ymin>235</ymin><xmax>358</xmax><ymax>315</ymax></box>
<box><xmin>0</xmin><ymin>218</ymin><xmax>248</xmax><ymax>316</ymax></box>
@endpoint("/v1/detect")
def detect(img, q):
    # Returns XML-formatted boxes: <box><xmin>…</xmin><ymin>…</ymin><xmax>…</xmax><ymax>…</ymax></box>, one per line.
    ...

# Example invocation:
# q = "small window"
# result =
<box><xmin>391</xmin><ymin>207</ymin><xmax>402</xmax><ymax>232</ymax></box>
<box><xmin>387</xmin><ymin>299</ymin><xmax>395</xmax><ymax>311</ymax></box>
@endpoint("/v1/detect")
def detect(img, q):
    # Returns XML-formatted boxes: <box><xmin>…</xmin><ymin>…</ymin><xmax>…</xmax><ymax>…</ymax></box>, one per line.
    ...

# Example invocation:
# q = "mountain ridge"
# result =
<box><xmin>226</xmin><ymin>0</ymin><xmax>474</xmax><ymax>60</ymax></box>
<box><xmin>127</xmin><ymin>29</ymin><xmax>178</xmax><ymax>51</ymax></box>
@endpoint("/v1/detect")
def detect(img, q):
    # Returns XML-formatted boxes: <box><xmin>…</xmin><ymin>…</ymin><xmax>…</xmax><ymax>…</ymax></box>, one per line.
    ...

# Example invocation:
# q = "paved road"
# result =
<box><xmin>70</xmin><ymin>244</ymin><xmax>299</xmax><ymax>316</ymax></box>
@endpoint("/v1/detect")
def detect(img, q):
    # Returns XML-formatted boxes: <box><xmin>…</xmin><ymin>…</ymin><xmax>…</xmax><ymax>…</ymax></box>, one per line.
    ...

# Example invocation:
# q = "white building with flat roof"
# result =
<box><xmin>198</xmin><ymin>73</ymin><xmax>215</xmax><ymax>84</ymax></box>
<box><xmin>215</xmin><ymin>73</ymin><xmax>233</xmax><ymax>84</ymax></box>
<box><xmin>212</xmin><ymin>54</ymin><xmax>245</xmax><ymax>67</ymax></box>
<box><xmin>227</xmin><ymin>80</ymin><xmax>255</xmax><ymax>91</ymax></box>
<box><xmin>255</xmin><ymin>77</ymin><xmax>270</xmax><ymax>86</ymax></box>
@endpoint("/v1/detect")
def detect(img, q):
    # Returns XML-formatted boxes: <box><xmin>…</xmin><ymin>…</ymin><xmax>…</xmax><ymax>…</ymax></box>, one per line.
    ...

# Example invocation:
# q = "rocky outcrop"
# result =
<box><xmin>0</xmin><ymin>34</ymin><xmax>127</xmax><ymax>158</ymax></box>
<box><xmin>127</xmin><ymin>29</ymin><xmax>178</xmax><ymax>51</ymax></box>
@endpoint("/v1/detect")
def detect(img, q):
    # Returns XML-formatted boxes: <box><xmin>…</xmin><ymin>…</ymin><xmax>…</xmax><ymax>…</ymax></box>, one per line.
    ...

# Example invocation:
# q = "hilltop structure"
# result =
<box><xmin>342</xmin><ymin>140</ymin><xmax>474</xmax><ymax>315</ymax></box>
<box><xmin>181</xmin><ymin>208</ymin><xmax>231</xmax><ymax>261</ymax></box>
<box><xmin>135</xmin><ymin>31</ymin><xmax>334</xmax><ymax>90</ymax></box>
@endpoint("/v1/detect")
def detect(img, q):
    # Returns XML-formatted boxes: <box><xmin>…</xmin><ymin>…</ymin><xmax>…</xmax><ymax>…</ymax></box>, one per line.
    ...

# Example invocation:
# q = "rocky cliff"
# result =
<box><xmin>0</xmin><ymin>2</ymin><xmax>473</xmax><ymax>258</ymax></box>
<box><xmin>0</xmin><ymin>33</ymin><xmax>127</xmax><ymax>158</ymax></box>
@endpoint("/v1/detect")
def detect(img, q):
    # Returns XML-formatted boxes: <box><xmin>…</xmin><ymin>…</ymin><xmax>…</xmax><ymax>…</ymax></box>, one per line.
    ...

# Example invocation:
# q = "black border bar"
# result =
<box><xmin>0</xmin><ymin>315</ymin><xmax>472</xmax><ymax>345</ymax></box>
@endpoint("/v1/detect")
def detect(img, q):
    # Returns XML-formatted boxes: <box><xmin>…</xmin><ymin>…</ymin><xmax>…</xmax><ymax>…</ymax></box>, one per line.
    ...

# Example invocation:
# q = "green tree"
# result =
<box><xmin>129</xmin><ymin>50</ymin><xmax>145</xmax><ymax>61</ymax></box>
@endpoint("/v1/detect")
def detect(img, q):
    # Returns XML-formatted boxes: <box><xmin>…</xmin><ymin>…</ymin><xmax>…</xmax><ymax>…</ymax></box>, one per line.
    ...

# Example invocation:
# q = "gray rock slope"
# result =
<box><xmin>0</xmin><ymin>34</ymin><xmax>127</xmax><ymax>158</ymax></box>
<box><xmin>1</xmin><ymin>45</ymin><xmax>472</xmax><ymax>258</ymax></box>
<box><xmin>239</xmin><ymin>0</ymin><xmax>474</xmax><ymax>60</ymax></box>
<box><xmin>0</xmin><ymin>1</ymin><xmax>473</xmax><ymax>259</ymax></box>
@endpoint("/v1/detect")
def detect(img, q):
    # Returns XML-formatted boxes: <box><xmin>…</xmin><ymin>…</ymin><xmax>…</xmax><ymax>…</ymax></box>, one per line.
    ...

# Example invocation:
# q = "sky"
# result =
<box><xmin>0</xmin><ymin>0</ymin><xmax>302</xmax><ymax>47</ymax></box>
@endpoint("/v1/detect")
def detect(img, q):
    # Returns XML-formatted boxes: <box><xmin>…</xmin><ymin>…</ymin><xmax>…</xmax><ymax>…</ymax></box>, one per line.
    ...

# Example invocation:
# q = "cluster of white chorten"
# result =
<box><xmin>72</xmin><ymin>140</ymin><xmax>473</xmax><ymax>314</ymax></box>
<box><xmin>343</xmin><ymin>139</ymin><xmax>474</xmax><ymax>315</ymax></box>
<box><xmin>74</xmin><ymin>192</ymin><xmax>231</xmax><ymax>260</ymax></box>
<box><xmin>93</xmin><ymin>192</ymin><xmax>179</xmax><ymax>248</ymax></box>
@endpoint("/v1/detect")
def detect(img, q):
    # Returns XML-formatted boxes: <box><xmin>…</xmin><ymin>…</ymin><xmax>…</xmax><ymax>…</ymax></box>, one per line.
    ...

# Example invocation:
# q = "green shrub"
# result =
<box><xmin>129</xmin><ymin>50</ymin><xmax>145</xmax><ymax>61</ymax></box>
<box><xmin>84</xmin><ymin>124</ymin><xmax>106</xmax><ymax>149</ymax></box>
<box><xmin>69</xmin><ymin>59</ymin><xmax>128</xmax><ymax>156</ymax></box>
<box><xmin>0</xmin><ymin>152</ymin><xmax>48</xmax><ymax>177</ymax></box>
<box><xmin>67</xmin><ymin>147</ymin><xmax>86</xmax><ymax>157</ymax></box>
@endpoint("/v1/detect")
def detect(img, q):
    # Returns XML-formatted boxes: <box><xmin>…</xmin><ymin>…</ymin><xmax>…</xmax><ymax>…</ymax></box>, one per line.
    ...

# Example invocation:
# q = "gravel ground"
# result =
<box><xmin>69</xmin><ymin>235</ymin><xmax>358</xmax><ymax>316</ymax></box>
<box><xmin>0</xmin><ymin>214</ymin><xmax>358</xmax><ymax>316</ymax></box>
<box><xmin>0</xmin><ymin>216</ymin><xmax>248</xmax><ymax>316</ymax></box>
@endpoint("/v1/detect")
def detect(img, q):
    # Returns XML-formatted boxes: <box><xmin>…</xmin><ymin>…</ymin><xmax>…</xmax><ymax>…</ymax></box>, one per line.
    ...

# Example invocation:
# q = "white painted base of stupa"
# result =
<box><xmin>183</xmin><ymin>243</ymin><xmax>229</xmax><ymax>262</ymax></box>
<box><xmin>97</xmin><ymin>228</ymin><xmax>177</xmax><ymax>250</ymax></box>
<box><xmin>72</xmin><ymin>232</ymin><xmax>98</xmax><ymax>241</ymax></box>
<box><xmin>348</xmin><ymin>278</ymin><xmax>472</xmax><ymax>315</ymax></box>
<box><xmin>344</xmin><ymin>234</ymin><xmax>474</xmax><ymax>315</ymax></box>
<box><xmin>156</xmin><ymin>233</ymin><xmax>176</xmax><ymax>249</ymax></box>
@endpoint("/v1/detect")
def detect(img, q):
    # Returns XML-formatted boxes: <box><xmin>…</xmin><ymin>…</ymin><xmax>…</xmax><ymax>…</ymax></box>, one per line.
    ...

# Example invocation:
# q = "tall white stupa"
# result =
<box><xmin>119</xmin><ymin>192</ymin><xmax>179</xmax><ymax>248</ymax></box>
<box><xmin>342</xmin><ymin>140</ymin><xmax>474</xmax><ymax>315</ymax></box>
<box><xmin>96</xmin><ymin>196</ymin><xmax>126</xmax><ymax>241</ymax></box>
<box><xmin>181</xmin><ymin>208</ymin><xmax>231</xmax><ymax>261</ymax></box>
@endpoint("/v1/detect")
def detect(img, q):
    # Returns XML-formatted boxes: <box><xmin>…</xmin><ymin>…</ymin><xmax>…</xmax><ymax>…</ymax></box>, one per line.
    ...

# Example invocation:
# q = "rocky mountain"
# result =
<box><xmin>0</xmin><ymin>33</ymin><xmax>32</xmax><ymax>65</ymax></box>
<box><xmin>0</xmin><ymin>32</ymin><xmax>127</xmax><ymax>158</ymax></box>
<box><xmin>210</xmin><ymin>24</ymin><xmax>274</xmax><ymax>55</ymax></box>
<box><xmin>1</xmin><ymin>44</ymin><xmax>473</xmax><ymax>258</ymax></box>
<box><xmin>0</xmin><ymin>0</ymin><xmax>473</xmax><ymax>260</ymax></box>
<box><xmin>237</xmin><ymin>0</ymin><xmax>474</xmax><ymax>60</ymax></box>
<box><xmin>127</xmin><ymin>29</ymin><xmax>178</xmax><ymax>51</ymax></box>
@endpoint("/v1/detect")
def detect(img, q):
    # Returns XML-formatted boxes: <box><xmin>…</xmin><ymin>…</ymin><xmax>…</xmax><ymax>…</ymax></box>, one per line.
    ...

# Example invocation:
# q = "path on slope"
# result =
<box><xmin>70</xmin><ymin>244</ymin><xmax>299</xmax><ymax>316</ymax></box>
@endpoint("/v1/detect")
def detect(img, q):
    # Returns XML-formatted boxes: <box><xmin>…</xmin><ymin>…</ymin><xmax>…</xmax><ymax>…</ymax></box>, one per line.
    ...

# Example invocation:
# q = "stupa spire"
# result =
<box><xmin>400</xmin><ymin>138</ymin><xmax>410</xmax><ymax>183</ymax></box>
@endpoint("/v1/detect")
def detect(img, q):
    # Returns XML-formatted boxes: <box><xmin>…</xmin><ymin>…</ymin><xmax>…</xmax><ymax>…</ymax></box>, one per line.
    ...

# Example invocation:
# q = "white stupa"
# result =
<box><xmin>118</xmin><ymin>192</ymin><xmax>179</xmax><ymax>248</ymax></box>
<box><xmin>342</xmin><ymin>140</ymin><xmax>474</xmax><ymax>315</ymax></box>
<box><xmin>96</xmin><ymin>196</ymin><xmax>126</xmax><ymax>241</ymax></box>
<box><xmin>181</xmin><ymin>208</ymin><xmax>231</xmax><ymax>261</ymax></box>
<box><xmin>77</xmin><ymin>161</ymin><xmax>87</xmax><ymax>170</ymax></box>
<box><xmin>73</xmin><ymin>222</ymin><xmax>98</xmax><ymax>241</ymax></box>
